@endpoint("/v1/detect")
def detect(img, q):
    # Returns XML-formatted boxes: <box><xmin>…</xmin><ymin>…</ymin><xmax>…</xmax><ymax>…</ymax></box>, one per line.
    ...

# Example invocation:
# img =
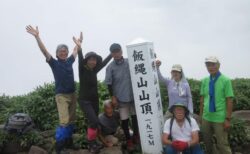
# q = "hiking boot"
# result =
<box><xmin>95</xmin><ymin>141</ymin><xmax>104</xmax><ymax>150</ymax></box>
<box><xmin>88</xmin><ymin>140</ymin><xmax>103</xmax><ymax>154</ymax></box>
<box><xmin>126</xmin><ymin>139</ymin><xmax>135</xmax><ymax>151</ymax></box>
<box><xmin>88</xmin><ymin>144</ymin><xmax>100</xmax><ymax>154</ymax></box>
<box><xmin>65</xmin><ymin>137</ymin><xmax>80</xmax><ymax>150</ymax></box>
<box><xmin>56</xmin><ymin>140</ymin><xmax>66</xmax><ymax>154</ymax></box>
<box><xmin>132</xmin><ymin>135</ymin><xmax>140</xmax><ymax>145</ymax></box>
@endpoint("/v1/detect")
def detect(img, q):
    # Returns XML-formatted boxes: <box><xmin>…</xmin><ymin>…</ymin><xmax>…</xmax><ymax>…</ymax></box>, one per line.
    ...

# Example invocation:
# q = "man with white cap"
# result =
<box><xmin>200</xmin><ymin>56</ymin><xmax>234</xmax><ymax>154</ymax></box>
<box><xmin>156</xmin><ymin>61</ymin><xmax>193</xmax><ymax>119</ymax></box>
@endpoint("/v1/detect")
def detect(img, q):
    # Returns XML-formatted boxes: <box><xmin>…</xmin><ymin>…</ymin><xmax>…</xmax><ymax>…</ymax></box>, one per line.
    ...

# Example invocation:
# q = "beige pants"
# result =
<box><xmin>202</xmin><ymin>119</ymin><xmax>232</xmax><ymax>154</ymax></box>
<box><xmin>118</xmin><ymin>103</ymin><xmax>136</xmax><ymax>120</ymax></box>
<box><xmin>55</xmin><ymin>93</ymin><xmax>76</xmax><ymax>125</ymax></box>
<box><xmin>104</xmin><ymin>135</ymin><xmax>119</xmax><ymax>145</ymax></box>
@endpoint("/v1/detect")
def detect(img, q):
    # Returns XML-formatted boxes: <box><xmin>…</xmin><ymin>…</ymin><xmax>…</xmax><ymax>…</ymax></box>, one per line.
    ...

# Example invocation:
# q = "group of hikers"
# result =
<box><xmin>26</xmin><ymin>25</ymin><xmax>234</xmax><ymax>154</ymax></box>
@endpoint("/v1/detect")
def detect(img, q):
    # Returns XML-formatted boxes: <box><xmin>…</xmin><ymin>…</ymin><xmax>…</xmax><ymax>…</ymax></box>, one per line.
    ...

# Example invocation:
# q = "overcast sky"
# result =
<box><xmin>1</xmin><ymin>0</ymin><xmax>250</xmax><ymax>96</ymax></box>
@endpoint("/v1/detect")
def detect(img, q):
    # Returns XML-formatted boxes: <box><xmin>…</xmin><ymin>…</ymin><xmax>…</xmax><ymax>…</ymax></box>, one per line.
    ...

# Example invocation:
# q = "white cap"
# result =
<box><xmin>205</xmin><ymin>56</ymin><xmax>220</xmax><ymax>63</ymax></box>
<box><xmin>171</xmin><ymin>64</ymin><xmax>182</xmax><ymax>72</ymax></box>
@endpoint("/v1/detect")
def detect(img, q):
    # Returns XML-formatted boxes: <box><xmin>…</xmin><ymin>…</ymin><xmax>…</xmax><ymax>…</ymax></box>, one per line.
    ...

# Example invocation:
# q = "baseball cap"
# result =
<box><xmin>110</xmin><ymin>43</ymin><xmax>122</xmax><ymax>52</ymax></box>
<box><xmin>171</xmin><ymin>64</ymin><xmax>182</xmax><ymax>72</ymax></box>
<box><xmin>205</xmin><ymin>56</ymin><xmax>220</xmax><ymax>63</ymax></box>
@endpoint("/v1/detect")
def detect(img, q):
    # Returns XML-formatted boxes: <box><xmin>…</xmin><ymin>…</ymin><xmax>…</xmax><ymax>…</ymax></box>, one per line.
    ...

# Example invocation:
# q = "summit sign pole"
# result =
<box><xmin>127</xmin><ymin>39</ymin><xmax>164</xmax><ymax>154</ymax></box>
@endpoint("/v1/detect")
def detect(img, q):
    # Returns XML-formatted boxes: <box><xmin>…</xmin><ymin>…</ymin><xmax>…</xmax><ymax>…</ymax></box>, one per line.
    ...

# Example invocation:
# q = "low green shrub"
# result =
<box><xmin>0</xmin><ymin>130</ymin><xmax>44</xmax><ymax>151</ymax></box>
<box><xmin>0</xmin><ymin>78</ymin><xmax>250</xmax><ymax>152</ymax></box>
<box><xmin>229</xmin><ymin>118</ymin><xmax>248</xmax><ymax>148</ymax></box>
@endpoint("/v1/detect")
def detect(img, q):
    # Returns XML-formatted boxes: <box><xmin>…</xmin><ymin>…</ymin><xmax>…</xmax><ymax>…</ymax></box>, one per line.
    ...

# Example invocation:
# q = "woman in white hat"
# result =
<box><xmin>156</xmin><ymin>60</ymin><xmax>193</xmax><ymax>119</ymax></box>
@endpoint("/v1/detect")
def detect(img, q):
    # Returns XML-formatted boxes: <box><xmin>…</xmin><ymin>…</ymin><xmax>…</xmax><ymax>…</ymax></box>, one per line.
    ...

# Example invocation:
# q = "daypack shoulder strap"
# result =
<box><xmin>185</xmin><ymin>114</ymin><xmax>192</xmax><ymax>126</ymax></box>
<box><xmin>168</xmin><ymin>117</ymin><xmax>174</xmax><ymax>140</ymax></box>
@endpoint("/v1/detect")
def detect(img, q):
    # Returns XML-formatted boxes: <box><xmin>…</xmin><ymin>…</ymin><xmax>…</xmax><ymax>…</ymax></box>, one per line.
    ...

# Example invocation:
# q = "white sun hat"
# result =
<box><xmin>205</xmin><ymin>56</ymin><xmax>220</xmax><ymax>63</ymax></box>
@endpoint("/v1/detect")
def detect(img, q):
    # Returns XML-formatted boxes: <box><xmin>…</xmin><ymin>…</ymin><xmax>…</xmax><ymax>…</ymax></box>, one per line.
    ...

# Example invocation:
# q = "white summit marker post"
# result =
<box><xmin>127</xmin><ymin>38</ymin><xmax>164</xmax><ymax>154</ymax></box>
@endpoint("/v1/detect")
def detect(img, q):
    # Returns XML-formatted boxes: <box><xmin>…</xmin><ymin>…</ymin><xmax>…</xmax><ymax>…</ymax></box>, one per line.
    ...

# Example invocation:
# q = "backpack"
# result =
<box><xmin>4</xmin><ymin>113</ymin><xmax>34</xmax><ymax>134</ymax></box>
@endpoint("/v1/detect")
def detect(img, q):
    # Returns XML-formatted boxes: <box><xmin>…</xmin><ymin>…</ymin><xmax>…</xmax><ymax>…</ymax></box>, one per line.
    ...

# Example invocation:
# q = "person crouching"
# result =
<box><xmin>162</xmin><ymin>102</ymin><xmax>204</xmax><ymax>154</ymax></box>
<box><xmin>98</xmin><ymin>100</ymin><xmax>123</xmax><ymax>147</ymax></box>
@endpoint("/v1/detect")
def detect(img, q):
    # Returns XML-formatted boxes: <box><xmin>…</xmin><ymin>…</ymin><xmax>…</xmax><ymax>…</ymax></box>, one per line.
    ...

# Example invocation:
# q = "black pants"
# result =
<box><xmin>79</xmin><ymin>100</ymin><xmax>99</xmax><ymax>128</ymax></box>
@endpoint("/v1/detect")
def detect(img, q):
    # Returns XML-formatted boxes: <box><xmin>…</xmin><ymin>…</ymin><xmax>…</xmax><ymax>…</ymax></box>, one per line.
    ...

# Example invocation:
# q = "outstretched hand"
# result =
<box><xmin>79</xmin><ymin>31</ymin><xmax>83</xmax><ymax>43</ymax></box>
<box><xmin>26</xmin><ymin>25</ymin><xmax>39</xmax><ymax>37</ymax></box>
<box><xmin>156</xmin><ymin>60</ymin><xmax>161</xmax><ymax>68</ymax></box>
<box><xmin>73</xmin><ymin>32</ymin><xmax>83</xmax><ymax>48</ymax></box>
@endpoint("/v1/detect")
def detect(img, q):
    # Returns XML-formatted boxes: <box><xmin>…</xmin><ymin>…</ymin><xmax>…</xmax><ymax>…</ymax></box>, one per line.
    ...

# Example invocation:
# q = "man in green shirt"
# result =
<box><xmin>200</xmin><ymin>56</ymin><xmax>234</xmax><ymax>154</ymax></box>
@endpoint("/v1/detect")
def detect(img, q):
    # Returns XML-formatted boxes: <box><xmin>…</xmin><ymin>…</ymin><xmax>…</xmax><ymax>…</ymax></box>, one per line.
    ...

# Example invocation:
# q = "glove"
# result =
<box><xmin>172</xmin><ymin>140</ymin><xmax>188</xmax><ymax>151</ymax></box>
<box><xmin>172</xmin><ymin>141</ymin><xmax>179</xmax><ymax>150</ymax></box>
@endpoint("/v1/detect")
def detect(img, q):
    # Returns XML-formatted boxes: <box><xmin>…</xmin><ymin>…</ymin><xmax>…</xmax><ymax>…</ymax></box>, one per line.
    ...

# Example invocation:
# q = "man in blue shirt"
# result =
<box><xmin>26</xmin><ymin>25</ymin><xmax>82</xmax><ymax>154</ymax></box>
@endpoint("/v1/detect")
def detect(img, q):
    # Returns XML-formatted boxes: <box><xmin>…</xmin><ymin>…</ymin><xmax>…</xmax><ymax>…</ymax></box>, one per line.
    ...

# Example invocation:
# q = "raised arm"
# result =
<box><xmin>26</xmin><ymin>25</ymin><xmax>51</xmax><ymax>60</ymax></box>
<box><xmin>156</xmin><ymin>60</ymin><xmax>170</xmax><ymax>85</ymax></box>
<box><xmin>72</xmin><ymin>32</ymin><xmax>83</xmax><ymax>58</ymax></box>
<box><xmin>96</xmin><ymin>53</ymin><xmax>112</xmax><ymax>73</ymax></box>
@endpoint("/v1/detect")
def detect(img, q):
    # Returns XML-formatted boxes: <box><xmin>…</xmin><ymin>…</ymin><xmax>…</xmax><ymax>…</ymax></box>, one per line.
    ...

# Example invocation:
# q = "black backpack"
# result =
<box><xmin>4</xmin><ymin>113</ymin><xmax>34</xmax><ymax>134</ymax></box>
